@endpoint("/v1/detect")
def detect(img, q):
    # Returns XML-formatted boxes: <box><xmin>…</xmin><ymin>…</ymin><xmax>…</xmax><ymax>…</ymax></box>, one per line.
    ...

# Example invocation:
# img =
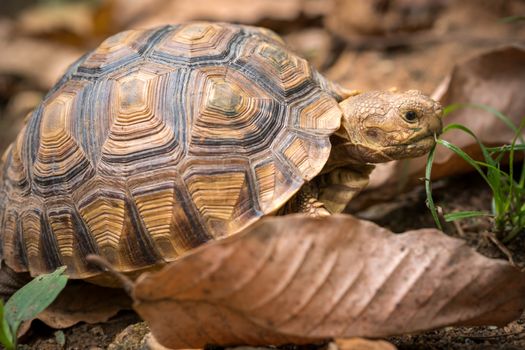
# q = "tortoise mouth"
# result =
<box><xmin>408</xmin><ymin>130</ymin><xmax>438</xmax><ymax>143</ymax></box>
<box><xmin>410</xmin><ymin>134</ymin><xmax>436</xmax><ymax>150</ymax></box>
<box><xmin>383</xmin><ymin>132</ymin><xmax>437</xmax><ymax>159</ymax></box>
<box><xmin>396</xmin><ymin>129</ymin><xmax>439</xmax><ymax>147</ymax></box>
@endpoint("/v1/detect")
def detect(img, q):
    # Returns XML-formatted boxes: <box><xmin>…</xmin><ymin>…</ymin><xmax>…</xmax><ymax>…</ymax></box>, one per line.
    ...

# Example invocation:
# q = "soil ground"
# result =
<box><xmin>20</xmin><ymin>312</ymin><xmax>141</xmax><ymax>350</ymax></box>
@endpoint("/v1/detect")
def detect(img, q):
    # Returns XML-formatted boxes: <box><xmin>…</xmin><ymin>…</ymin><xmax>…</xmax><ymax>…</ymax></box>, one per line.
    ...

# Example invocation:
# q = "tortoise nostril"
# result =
<box><xmin>366</xmin><ymin>128</ymin><xmax>384</xmax><ymax>141</ymax></box>
<box><xmin>366</xmin><ymin>129</ymin><xmax>378</xmax><ymax>139</ymax></box>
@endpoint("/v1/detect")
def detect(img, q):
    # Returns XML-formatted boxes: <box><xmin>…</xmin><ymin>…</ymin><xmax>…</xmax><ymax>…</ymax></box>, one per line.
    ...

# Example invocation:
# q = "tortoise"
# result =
<box><xmin>0</xmin><ymin>22</ymin><xmax>442</xmax><ymax>287</ymax></box>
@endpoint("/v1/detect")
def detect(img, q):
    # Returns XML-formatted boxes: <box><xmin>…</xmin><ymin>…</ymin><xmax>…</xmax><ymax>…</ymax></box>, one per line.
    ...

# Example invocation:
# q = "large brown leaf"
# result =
<box><xmin>132</xmin><ymin>214</ymin><xmax>525</xmax><ymax>349</ymax></box>
<box><xmin>36</xmin><ymin>282</ymin><xmax>131</xmax><ymax>329</ymax></box>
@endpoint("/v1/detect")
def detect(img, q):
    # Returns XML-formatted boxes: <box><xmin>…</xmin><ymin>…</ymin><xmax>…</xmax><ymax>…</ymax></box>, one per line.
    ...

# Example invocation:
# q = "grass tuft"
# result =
<box><xmin>425</xmin><ymin>104</ymin><xmax>525</xmax><ymax>242</ymax></box>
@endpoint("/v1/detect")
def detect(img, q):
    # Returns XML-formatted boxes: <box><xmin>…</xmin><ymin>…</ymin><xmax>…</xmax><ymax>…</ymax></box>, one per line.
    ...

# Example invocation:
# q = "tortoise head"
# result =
<box><xmin>337</xmin><ymin>90</ymin><xmax>443</xmax><ymax>163</ymax></box>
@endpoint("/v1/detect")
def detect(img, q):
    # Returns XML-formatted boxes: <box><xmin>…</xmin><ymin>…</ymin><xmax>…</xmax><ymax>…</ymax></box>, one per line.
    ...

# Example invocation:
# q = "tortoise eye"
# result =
<box><xmin>404</xmin><ymin>111</ymin><xmax>418</xmax><ymax>123</ymax></box>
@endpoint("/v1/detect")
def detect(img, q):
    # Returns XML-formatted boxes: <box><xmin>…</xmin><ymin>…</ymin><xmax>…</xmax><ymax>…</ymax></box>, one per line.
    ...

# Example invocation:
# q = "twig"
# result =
<box><xmin>482</xmin><ymin>231</ymin><xmax>516</xmax><ymax>267</ymax></box>
<box><xmin>86</xmin><ymin>254</ymin><xmax>134</xmax><ymax>295</ymax></box>
<box><xmin>452</xmin><ymin>220</ymin><xmax>465</xmax><ymax>238</ymax></box>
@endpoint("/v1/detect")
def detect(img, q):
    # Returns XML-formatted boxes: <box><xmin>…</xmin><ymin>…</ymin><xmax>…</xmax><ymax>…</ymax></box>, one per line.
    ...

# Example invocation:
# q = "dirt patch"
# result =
<box><xmin>21</xmin><ymin>312</ymin><xmax>140</xmax><ymax>350</ymax></box>
<box><xmin>390</xmin><ymin>320</ymin><xmax>525</xmax><ymax>350</ymax></box>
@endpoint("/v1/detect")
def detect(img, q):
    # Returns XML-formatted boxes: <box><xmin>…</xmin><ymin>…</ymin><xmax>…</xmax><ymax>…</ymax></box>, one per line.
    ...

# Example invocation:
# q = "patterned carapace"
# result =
<box><xmin>0</xmin><ymin>22</ymin><xmax>343</xmax><ymax>278</ymax></box>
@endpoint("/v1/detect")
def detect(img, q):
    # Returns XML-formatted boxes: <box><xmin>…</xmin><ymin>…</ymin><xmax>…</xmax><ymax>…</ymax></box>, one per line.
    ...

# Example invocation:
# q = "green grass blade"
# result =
<box><xmin>442</xmin><ymin>123</ymin><xmax>495</xmax><ymax>166</ymax></box>
<box><xmin>504</xmin><ymin>120</ymin><xmax>524</xmax><ymax>218</ymax></box>
<box><xmin>503</xmin><ymin>225</ymin><xmax>524</xmax><ymax>243</ymax></box>
<box><xmin>0</xmin><ymin>300</ymin><xmax>14</xmax><ymax>350</ymax></box>
<box><xmin>430</xmin><ymin>104</ymin><xmax>525</xmax><ymax>241</ymax></box>
<box><xmin>496</xmin><ymin>120</ymin><xmax>525</xmax><ymax>227</ymax></box>
<box><xmin>444</xmin><ymin>211</ymin><xmax>492</xmax><ymax>222</ymax></box>
<box><xmin>425</xmin><ymin>143</ymin><xmax>443</xmax><ymax>230</ymax></box>
<box><xmin>441</xmin><ymin>122</ymin><xmax>509</xmax><ymax>207</ymax></box>
<box><xmin>515</xmin><ymin>118</ymin><xmax>525</xmax><ymax>188</ymax></box>
<box><xmin>442</xmin><ymin>103</ymin><xmax>464</xmax><ymax>116</ymax></box>
<box><xmin>472</xmin><ymin>159</ymin><xmax>509</xmax><ymax>175</ymax></box>
<box><xmin>518</xmin><ymin>156</ymin><xmax>525</xmax><ymax>188</ymax></box>
<box><xmin>437</xmin><ymin>139</ymin><xmax>495</xmax><ymax>190</ymax></box>
<box><xmin>4</xmin><ymin>267</ymin><xmax>68</xmax><ymax>339</ymax></box>
<box><xmin>486</xmin><ymin>144</ymin><xmax>525</xmax><ymax>152</ymax></box>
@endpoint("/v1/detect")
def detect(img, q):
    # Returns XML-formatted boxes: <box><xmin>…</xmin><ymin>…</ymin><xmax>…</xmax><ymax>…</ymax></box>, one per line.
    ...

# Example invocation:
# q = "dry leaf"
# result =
<box><xmin>145</xmin><ymin>333</ymin><xmax>173</xmax><ymax>350</ymax></box>
<box><xmin>284</xmin><ymin>28</ymin><xmax>333</xmax><ymax>70</ymax></box>
<box><xmin>133</xmin><ymin>214</ymin><xmax>525</xmax><ymax>349</ymax></box>
<box><xmin>0</xmin><ymin>36</ymin><xmax>81</xmax><ymax>89</ymax></box>
<box><xmin>325</xmin><ymin>0</ymin><xmax>446</xmax><ymax>39</ymax></box>
<box><xmin>104</xmin><ymin>0</ymin><xmax>305</xmax><ymax>32</ymax></box>
<box><xmin>36</xmin><ymin>283</ymin><xmax>132</xmax><ymax>329</ymax></box>
<box><xmin>16</xmin><ymin>2</ymin><xmax>95</xmax><ymax>41</ymax></box>
<box><xmin>336</xmin><ymin>338</ymin><xmax>397</xmax><ymax>350</ymax></box>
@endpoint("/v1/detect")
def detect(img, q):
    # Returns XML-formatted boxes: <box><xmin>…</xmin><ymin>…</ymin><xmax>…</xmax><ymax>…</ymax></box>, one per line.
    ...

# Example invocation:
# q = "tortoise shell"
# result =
<box><xmin>0</xmin><ymin>22</ymin><xmax>342</xmax><ymax>279</ymax></box>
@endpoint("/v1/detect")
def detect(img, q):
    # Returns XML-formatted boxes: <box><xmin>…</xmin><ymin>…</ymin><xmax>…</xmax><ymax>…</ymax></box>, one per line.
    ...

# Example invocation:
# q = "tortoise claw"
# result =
<box><xmin>306</xmin><ymin>201</ymin><xmax>331</xmax><ymax>217</ymax></box>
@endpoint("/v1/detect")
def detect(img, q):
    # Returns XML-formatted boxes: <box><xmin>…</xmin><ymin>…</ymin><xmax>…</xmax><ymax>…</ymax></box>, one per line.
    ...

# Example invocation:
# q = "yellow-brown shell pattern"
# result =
<box><xmin>0</xmin><ymin>22</ymin><xmax>342</xmax><ymax>278</ymax></box>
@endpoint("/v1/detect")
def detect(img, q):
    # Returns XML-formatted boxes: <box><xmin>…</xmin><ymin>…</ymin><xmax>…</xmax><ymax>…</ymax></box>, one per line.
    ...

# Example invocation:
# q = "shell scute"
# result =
<box><xmin>182</xmin><ymin>158</ymin><xmax>259</xmax><ymax>238</ymax></box>
<box><xmin>79</xmin><ymin>27</ymin><xmax>168</xmax><ymax>76</ymax></box>
<box><xmin>127</xmin><ymin>168</ymin><xmax>210</xmax><ymax>257</ymax></box>
<box><xmin>33</xmin><ymin>80</ymin><xmax>95</xmax><ymax>196</ymax></box>
<box><xmin>188</xmin><ymin>66</ymin><xmax>283</xmax><ymax>157</ymax></box>
<box><xmin>151</xmin><ymin>22</ymin><xmax>241</xmax><ymax>65</ymax></box>
<box><xmin>232</xmin><ymin>39</ymin><xmax>313</xmax><ymax>100</ymax></box>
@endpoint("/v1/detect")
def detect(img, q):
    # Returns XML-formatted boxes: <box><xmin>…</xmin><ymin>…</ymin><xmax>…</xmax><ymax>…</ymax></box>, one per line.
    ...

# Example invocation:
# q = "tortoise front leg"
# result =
<box><xmin>280</xmin><ymin>183</ymin><xmax>331</xmax><ymax>217</ymax></box>
<box><xmin>317</xmin><ymin>165</ymin><xmax>374</xmax><ymax>214</ymax></box>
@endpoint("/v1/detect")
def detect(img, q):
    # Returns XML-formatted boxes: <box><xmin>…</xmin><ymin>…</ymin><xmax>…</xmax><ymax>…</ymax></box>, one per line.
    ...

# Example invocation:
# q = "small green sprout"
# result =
<box><xmin>426</xmin><ymin>104</ymin><xmax>525</xmax><ymax>242</ymax></box>
<box><xmin>0</xmin><ymin>267</ymin><xmax>68</xmax><ymax>350</ymax></box>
